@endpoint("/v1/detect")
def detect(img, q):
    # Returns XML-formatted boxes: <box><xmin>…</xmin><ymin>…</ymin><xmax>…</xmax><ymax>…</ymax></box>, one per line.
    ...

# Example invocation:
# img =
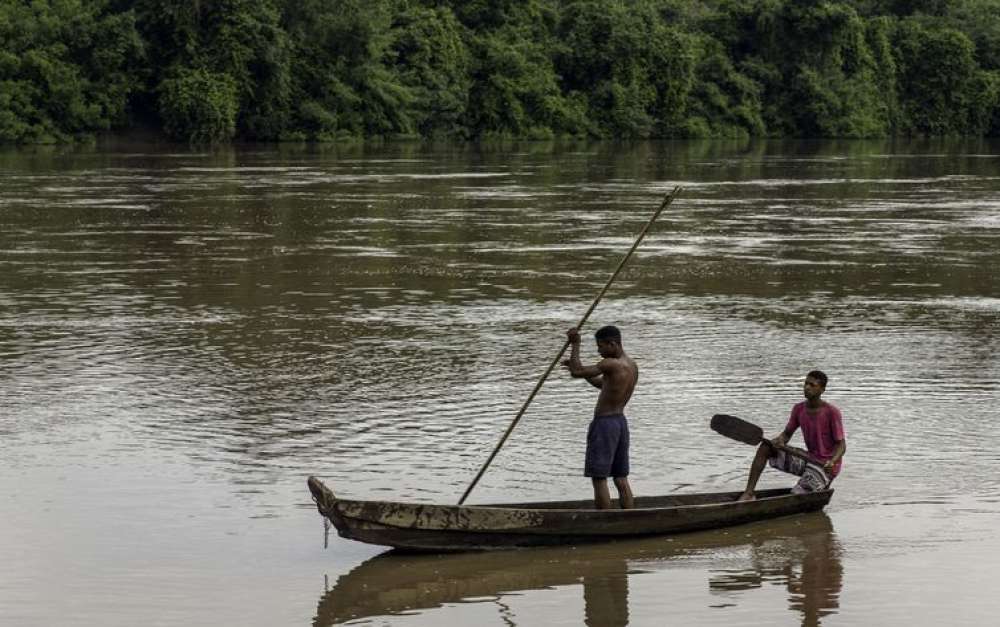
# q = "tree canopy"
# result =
<box><xmin>2</xmin><ymin>0</ymin><xmax>1000</xmax><ymax>142</ymax></box>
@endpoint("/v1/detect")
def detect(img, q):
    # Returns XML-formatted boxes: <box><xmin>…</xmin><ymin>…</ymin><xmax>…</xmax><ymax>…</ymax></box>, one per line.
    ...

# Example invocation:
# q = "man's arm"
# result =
<box><xmin>824</xmin><ymin>406</ymin><xmax>847</xmax><ymax>472</ymax></box>
<box><xmin>562</xmin><ymin>328</ymin><xmax>603</xmax><ymax>379</ymax></box>
<box><xmin>770</xmin><ymin>406</ymin><xmax>800</xmax><ymax>448</ymax></box>
<box><xmin>770</xmin><ymin>428</ymin><xmax>793</xmax><ymax>448</ymax></box>
<box><xmin>824</xmin><ymin>439</ymin><xmax>846</xmax><ymax>473</ymax></box>
<box><xmin>565</xmin><ymin>359</ymin><xmax>603</xmax><ymax>380</ymax></box>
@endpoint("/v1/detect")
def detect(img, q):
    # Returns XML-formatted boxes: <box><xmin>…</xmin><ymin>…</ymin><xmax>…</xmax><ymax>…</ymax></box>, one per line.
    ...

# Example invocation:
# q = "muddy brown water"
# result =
<box><xmin>1</xmin><ymin>140</ymin><xmax>998</xmax><ymax>626</ymax></box>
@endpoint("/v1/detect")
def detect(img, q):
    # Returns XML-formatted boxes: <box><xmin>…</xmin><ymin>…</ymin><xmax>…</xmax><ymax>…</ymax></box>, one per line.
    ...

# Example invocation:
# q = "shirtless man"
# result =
<box><xmin>737</xmin><ymin>370</ymin><xmax>847</xmax><ymax>501</ymax></box>
<box><xmin>563</xmin><ymin>325</ymin><xmax>639</xmax><ymax>509</ymax></box>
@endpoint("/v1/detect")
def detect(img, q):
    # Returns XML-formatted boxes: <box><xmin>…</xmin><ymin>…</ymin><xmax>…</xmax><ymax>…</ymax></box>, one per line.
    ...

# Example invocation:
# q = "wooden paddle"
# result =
<box><xmin>457</xmin><ymin>186</ymin><xmax>683</xmax><ymax>505</ymax></box>
<box><xmin>710</xmin><ymin>414</ymin><xmax>815</xmax><ymax>463</ymax></box>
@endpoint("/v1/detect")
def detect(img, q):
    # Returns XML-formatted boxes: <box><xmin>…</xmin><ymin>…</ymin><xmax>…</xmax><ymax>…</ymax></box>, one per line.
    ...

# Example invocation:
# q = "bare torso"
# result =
<box><xmin>593</xmin><ymin>354</ymin><xmax>638</xmax><ymax>416</ymax></box>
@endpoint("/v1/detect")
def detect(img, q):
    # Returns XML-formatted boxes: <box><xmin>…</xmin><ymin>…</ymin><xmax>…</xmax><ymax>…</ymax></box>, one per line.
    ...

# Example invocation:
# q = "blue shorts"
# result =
<box><xmin>585</xmin><ymin>414</ymin><xmax>629</xmax><ymax>478</ymax></box>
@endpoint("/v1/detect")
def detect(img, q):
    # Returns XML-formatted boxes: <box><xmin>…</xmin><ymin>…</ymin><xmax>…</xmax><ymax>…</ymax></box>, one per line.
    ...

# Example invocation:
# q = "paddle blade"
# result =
<box><xmin>711</xmin><ymin>414</ymin><xmax>764</xmax><ymax>446</ymax></box>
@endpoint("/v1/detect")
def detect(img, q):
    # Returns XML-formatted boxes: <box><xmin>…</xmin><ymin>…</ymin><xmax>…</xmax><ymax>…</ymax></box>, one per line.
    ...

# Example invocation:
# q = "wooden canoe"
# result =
<box><xmin>307</xmin><ymin>476</ymin><xmax>833</xmax><ymax>552</ymax></box>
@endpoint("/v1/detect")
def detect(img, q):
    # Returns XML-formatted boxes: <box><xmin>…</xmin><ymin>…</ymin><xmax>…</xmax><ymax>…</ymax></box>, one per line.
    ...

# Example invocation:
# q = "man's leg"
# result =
<box><xmin>737</xmin><ymin>442</ymin><xmax>773</xmax><ymax>501</ymax></box>
<box><xmin>612</xmin><ymin>476</ymin><xmax>634</xmax><ymax>509</ymax></box>
<box><xmin>592</xmin><ymin>477</ymin><xmax>612</xmax><ymax>509</ymax></box>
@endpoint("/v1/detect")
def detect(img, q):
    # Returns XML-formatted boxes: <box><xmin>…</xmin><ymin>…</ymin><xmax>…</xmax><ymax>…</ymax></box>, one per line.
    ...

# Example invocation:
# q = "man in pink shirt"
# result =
<box><xmin>737</xmin><ymin>370</ymin><xmax>846</xmax><ymax>501</ymax></box>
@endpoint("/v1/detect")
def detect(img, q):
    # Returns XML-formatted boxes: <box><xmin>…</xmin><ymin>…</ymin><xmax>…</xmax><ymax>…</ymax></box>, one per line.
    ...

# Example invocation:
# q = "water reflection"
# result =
<box><xmin>709</xmin><ymin>514</ymin><xmax>842</xmax><ymax>626</ymax></box>
<box><xmin>313</xmin><ymin>513</ymin><xmax>839</xmax><ymax>626</ymax></box>
<box><xmin>583</xmin><ymin>565</ymin><xmax>629</xmax><ymax>627</ymax></box>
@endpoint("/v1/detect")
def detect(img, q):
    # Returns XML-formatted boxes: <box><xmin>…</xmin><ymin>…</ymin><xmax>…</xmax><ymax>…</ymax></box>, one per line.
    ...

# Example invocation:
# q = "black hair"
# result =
<box><xmin>594</xmin><ymin>325</ymin><xmax>622</xmax><ymax>343</ymax></box>
<box><xmin>806</xmin><ymin>370</ymin><xmax>828</xmax><ymax>387</ymax></box>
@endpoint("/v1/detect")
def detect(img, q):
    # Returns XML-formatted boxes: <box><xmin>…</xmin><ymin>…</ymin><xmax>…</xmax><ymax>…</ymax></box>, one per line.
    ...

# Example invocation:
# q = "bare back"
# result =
<box><xmin>593</xmin><ymin>354</ymin><xmax>638</xmax><ymax>416</ymax></box>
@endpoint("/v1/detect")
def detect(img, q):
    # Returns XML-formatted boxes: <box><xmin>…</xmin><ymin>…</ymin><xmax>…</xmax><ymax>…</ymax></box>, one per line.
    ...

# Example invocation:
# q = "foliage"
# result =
<box><xmin>389</xmin><ymin>6</ymin><xmax>470</xmax><ymax>137</ymax></box>
<box><xmin>893</xmin><ymin>19</ymin><xmax>998</xmax><ymax>135</ymax></box>
<box><xmin>131</xmin><ymin>0</ymin><xmax>291</xmax><ymax>139</ymax></box>
<box><xmin>0</xmin><ymin>0</ymin><xmax>142</xmax><ymax>143</ymax></box>
<box><xmin>282</xmin><ymin>0</ymin><xmax>413</xmax><ymax>139</ymax></box>
<box><xmin>554</xmin><ymin>0</ymin><xmax>697</xmax><ymax>137</ymax></box>
<box><xmin>464</xmin><ymin>28</ymin><xmax>589</xmax><ymax>139</ymax></box>
<box><xmin>3</xmin><ymin>0</ymin><xmax>1000</xmax><ymax>142</ymax></box>
<box><xmin>158</xmin><ymin>66</ymin><xmax>238</xmax><ymax>142</ymax></box>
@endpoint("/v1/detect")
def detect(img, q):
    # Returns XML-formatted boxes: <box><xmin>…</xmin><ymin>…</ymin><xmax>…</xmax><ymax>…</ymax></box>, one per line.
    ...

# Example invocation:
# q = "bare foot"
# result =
<box><xmin>736</xmin><ymin>491</ymin><xmax>756</xmax><ymax>502</ymax></box>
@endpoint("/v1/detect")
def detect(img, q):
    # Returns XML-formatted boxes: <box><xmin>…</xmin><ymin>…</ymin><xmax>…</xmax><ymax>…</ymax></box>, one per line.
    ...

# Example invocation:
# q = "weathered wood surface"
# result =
<box><xmin>307</xmin><ymin>476</ymin><xmax>833</xmax><ymax>552</ymax></box>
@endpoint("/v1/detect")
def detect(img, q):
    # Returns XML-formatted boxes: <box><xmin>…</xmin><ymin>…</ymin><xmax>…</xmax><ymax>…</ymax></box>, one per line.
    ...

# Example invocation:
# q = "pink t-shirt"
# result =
<box><xmin>785</xmin><ymin>401</ymin><xmax>846</xmax><ymax>476</ymax></box>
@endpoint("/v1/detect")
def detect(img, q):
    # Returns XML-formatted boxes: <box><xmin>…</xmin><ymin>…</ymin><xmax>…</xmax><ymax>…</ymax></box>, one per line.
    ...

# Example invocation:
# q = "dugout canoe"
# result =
<box><xmin>306</xmin><ymin>476</ymin><xmax>833</xmax><ymax>552</ymax></box>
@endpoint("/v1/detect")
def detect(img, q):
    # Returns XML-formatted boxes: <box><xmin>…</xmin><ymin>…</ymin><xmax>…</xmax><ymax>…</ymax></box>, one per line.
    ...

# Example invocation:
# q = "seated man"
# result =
<box><xmin>737</xmin><ymin>370</ymin><xmax>846</xmax><ymax>501</ymax></box>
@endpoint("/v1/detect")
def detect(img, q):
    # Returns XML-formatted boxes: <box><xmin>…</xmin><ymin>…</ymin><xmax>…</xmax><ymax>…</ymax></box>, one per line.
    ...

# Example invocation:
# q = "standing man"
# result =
<box><xmin>563</xmin><ymin>325</ymin><xmax>638</xmax><ymax>509</ymax></box>
<box><xmin>737</xmin><ymin>370</ymin><xmax>846</xmax><ymax>501</ymax></box>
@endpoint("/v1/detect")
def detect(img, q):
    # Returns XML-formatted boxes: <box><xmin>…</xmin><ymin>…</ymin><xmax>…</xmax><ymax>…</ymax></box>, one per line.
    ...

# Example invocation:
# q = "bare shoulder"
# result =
<box><xmin>596</xmin><ymin>356</ymin><xmax>618</xmax><ymax>372</ymax></box>
<box><xmin>597</xmin><ymin>356</ymin><xmax>627</xmax><ymax>372</ymax></box>
<box><xmin>599</xmin><ymin>355</ymin><xmax>638</xmax><ymax>378</ymax></box>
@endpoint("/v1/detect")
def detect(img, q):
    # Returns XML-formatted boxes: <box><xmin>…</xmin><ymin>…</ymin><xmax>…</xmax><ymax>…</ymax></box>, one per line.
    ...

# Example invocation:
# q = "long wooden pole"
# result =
<box><xmin>458</xmin><ymin>186</ymin><xmax>682</xmax><ymax>504</ymax></box>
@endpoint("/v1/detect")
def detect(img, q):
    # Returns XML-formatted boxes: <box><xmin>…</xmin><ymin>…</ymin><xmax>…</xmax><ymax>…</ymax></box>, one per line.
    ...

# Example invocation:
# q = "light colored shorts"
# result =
<box><xmin>769</xmin><ymin>447</ymin><xmax>832</xmax><ymax>493</ymax></box>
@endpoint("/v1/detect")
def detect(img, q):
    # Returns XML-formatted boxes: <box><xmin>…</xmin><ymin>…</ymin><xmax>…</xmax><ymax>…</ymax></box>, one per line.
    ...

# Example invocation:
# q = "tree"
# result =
<box><xmin>0</xmin><ymin>0</ymin><xmax>142</xmax><ymax>143</ymax></box>
<box><xmin>683</xmin><ymin>34</ymin><xmax>765</xmax><ymax>138</ymax></box>
<box><xmin>158</xmin><ymin>67</ymin><xmax>238</xmax><ymax>142</ymax></box>
<box><xmin>720</xmin><ymin>0</ymin><xmax>891</xmax><ymax>137</ymax></box>
<box><xmin>554</xmin><ymin>0</ymin><xmax>695</xmax><ymax>137</ymax></box>
<box><xmin>389</xmin><ymin>6</ymin><xmax>470</xmax><ymax>137</ymax></box>
<box><xmin>894</xmin><ymin>19</ymin><xmax>994</xmax><ymax>134</ymax></box>
<box><xmin>283</xmin><ymin>0</ymin><xmax>413</xmax><ymax>139</ymax></box>
<box><xmin>131</xmin><ymin>0</ymin><xmax>291</xmax><ymax>141</ymax></box>
<box><xmin>5</xmin><ymin>0</ymin><xmax>1000</xmax><ymax>143</ymax></box>
<box><xmin>461</xmin><ymin>0</ymin><xmax>588</xmax><ymax>138</ymax></box>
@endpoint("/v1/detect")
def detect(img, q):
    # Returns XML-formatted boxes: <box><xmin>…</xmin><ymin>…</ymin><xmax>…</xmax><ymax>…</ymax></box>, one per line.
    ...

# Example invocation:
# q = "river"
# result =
<box><xmin>1</xmin><ymin>139</ymin><xmax>998</xmax><ymax>626</ymax></box>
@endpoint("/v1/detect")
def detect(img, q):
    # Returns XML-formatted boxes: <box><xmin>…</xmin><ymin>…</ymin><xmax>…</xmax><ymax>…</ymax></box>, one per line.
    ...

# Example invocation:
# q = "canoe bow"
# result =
<box><xmin>308</xmin><ymin>475</ymin><xmax>338</xmax><ymax>518</ymax></box>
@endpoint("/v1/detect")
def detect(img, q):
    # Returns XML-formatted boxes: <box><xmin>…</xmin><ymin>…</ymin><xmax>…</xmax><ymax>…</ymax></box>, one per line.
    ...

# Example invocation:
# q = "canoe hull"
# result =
<box><xmin>307</xmin><ymin>476</ymin><xmax>833</xmax><ymax>552</ymax></box>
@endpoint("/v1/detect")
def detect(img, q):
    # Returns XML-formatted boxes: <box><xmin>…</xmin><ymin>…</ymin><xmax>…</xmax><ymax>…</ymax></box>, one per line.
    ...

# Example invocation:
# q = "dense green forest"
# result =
<box><xmin>3</xmin><ymin>0</ymin><xmax>1000</xmax><ymax>143</ymax></box>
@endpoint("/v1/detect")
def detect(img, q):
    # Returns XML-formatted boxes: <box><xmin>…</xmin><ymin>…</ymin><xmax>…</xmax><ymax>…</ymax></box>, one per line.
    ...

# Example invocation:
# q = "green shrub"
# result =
<box><xmin>158</xmin><ymin>67</ymin><xmax>239</xmax><ymax>142</ymax></box>
<box><xmin>0</xmin><ymin>0</ymin><xmax>141</xmax><ymax>143</ymax></box>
